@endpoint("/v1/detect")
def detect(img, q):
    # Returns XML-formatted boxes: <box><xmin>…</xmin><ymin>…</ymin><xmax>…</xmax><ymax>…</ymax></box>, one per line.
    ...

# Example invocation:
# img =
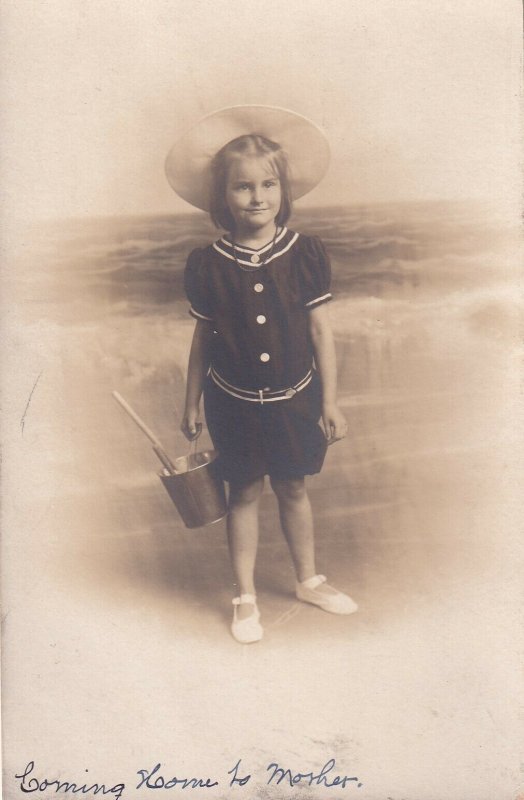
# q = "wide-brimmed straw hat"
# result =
<box><xmin>165</xmin><ymin>105</ymin><xmax>330</xmax><ymax>211</ymax></box>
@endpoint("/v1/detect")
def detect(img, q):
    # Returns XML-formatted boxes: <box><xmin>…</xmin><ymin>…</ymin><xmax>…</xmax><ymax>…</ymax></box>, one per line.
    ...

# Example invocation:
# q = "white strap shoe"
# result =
<box><xmin>231</xmin><ymin>594</ymin><xmax>263</xmax><ymax>643</ymax></box>
<box><xmin>296</xmin><ymin>574</ymin><xmax>358</xmax><ymax>615</ymax></box>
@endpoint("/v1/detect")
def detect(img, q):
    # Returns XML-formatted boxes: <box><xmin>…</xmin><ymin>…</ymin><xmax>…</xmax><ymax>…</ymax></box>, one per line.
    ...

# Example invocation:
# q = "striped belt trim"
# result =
<box><xmin>209</xmin><ymin>367</ymin><xmax>313</xmax><ymax>403</ymax></box>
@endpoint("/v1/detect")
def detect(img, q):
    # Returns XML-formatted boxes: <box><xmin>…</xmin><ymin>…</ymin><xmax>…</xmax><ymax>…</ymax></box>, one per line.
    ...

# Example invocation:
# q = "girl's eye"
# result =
<box><xmin>264</xmin><ymin>181</ymin><xmax>277</xmax><ymax>188</ymax></box>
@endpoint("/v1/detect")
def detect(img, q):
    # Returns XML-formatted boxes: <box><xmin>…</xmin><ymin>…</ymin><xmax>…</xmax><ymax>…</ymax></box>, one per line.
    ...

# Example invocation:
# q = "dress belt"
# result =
<box><xmin>209</xmin><ymin>366</ymin><xmax>313</xmax><ymax>404</ymax></box>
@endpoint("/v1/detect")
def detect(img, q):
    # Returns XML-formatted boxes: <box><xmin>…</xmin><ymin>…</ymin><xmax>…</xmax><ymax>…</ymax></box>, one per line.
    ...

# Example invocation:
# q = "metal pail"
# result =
<box><xmin>159</xmin><ymin>449</ymin><xmax>228</xmax><ymax>528</ymax></box>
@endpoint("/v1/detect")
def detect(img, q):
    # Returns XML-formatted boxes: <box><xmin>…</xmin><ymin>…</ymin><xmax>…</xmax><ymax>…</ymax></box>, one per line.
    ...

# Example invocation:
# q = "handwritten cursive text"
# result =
<box><xmin>15</xmin><ymin>761</ymin><xmax>125</xmax><ymax>799</ymax></box>
<box><xmin>136</xmin><ymin>763</ymin><xmax>219</xmax><ymax>790</ymax></box>
<box><xmin>266</xmin><ymin>758</ymin><xmax>362</xmax><ymax>788</ymax></box>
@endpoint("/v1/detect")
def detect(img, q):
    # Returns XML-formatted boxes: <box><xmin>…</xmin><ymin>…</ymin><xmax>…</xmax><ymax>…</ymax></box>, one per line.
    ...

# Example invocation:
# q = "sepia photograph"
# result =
<box><xmin>1</xmin><ymin>1</ymin><xmax>522</xmax><ymax>799</ymax></box>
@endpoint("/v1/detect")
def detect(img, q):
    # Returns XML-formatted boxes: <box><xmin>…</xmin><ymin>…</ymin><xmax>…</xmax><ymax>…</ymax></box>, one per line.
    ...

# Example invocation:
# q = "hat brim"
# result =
<box><xmin>165</xmin><ymin>105</ymin><xmax>330</xmax><ymax>211</ymax></box>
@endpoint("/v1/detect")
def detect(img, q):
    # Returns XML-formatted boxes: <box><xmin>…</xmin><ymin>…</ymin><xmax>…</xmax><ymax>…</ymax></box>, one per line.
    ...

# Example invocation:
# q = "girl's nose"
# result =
<box><xmin>251</xmin><ymin>187</ymin><xmax>264</xmax><ymax>204</ymax></box>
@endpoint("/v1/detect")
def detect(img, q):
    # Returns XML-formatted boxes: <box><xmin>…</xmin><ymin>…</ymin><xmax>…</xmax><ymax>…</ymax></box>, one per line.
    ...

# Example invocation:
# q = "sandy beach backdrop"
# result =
<box><xmin>3</xmin><ymin>200</ymin><xmax>521</xmax><ymax>799</ymax></box>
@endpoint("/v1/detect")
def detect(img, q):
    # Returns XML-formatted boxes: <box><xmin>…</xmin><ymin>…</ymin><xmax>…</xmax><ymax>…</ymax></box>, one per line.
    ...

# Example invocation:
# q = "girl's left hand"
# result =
<box><xmin>322</xmin><ymin>403</ymin><xmax>348</xmax><ymax>444</ymax></box>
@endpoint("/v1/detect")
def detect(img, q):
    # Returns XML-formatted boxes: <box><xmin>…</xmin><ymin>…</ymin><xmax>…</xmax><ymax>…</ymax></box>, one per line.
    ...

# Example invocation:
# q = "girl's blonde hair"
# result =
<box><xmin>209</xmin><ymin>134</ymin><xmax>292</xmax><ymax>231</ymax></box>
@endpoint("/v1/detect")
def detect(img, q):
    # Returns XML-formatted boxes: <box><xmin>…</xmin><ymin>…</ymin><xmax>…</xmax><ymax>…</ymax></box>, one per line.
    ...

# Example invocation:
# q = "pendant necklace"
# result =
<box><xmin>231</xmin><ymin>226</ymin><xmax>280</xmax><ymax>272</ymax></box>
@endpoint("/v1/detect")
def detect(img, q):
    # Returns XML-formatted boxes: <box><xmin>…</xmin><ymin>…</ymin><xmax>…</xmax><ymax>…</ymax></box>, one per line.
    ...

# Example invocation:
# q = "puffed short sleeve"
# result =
<box><xmin>183</xmin><ymin>248</ymin><xmax>214</xmax><ymax>322</ymax></box>
<box><xmin>297</xmin><ymin>235</ymin><xmax>333</xmax><ymax>310</ymax></box>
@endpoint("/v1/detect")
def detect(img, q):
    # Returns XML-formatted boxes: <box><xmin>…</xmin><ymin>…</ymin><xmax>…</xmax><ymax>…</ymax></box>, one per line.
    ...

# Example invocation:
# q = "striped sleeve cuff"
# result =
<box><xmin>189</xmin><ymin>306</ymin><xmax>214</xmax><ymax>322</ymax></box>
<box><xmin>305</xmin><ymin>293</ymin><xmax>333</xmax><ymax>309</ymax></box>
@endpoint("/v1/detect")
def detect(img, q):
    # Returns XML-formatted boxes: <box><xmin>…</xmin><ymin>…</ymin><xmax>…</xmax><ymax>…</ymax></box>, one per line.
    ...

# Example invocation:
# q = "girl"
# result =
<box><xmin>165</xmin><ymin>106</ymin><xmax>358</xmax><ymax>643</ymax></box>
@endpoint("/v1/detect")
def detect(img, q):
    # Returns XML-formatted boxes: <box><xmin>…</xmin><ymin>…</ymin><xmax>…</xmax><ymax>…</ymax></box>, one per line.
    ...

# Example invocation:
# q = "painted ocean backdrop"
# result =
<box><xmin>19</xmin><ymin>199</ymin><xmax>519</xmax><ymax>397</ymax></box>
<box><xmin>13</xmin><ymin>197</ymin><xmax>519</xmax><ymax>502</ymax></box>
<box><xmin>24</xmin><ymin>200</ymin><xmax>518</xmax><ymax>319</ymax></box>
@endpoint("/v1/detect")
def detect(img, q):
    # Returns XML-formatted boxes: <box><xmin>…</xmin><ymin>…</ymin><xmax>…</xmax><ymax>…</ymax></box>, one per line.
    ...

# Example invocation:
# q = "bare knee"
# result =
<box><xmin>270</xmin><ymin>477</ymin><xmax>306</xmax><ymax>502</ymax></box>
<box><xmin>229</xmin><ymin>476</ymin><xmax>265</xmax><ymax>508</ymax></box>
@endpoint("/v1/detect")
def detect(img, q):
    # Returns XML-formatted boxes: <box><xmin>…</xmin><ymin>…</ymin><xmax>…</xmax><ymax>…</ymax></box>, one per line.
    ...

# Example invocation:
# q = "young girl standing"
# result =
<box><xmin>165</xmin><ymin>106</ymin><xmax>357</xmax><ymax>643</ymax></box>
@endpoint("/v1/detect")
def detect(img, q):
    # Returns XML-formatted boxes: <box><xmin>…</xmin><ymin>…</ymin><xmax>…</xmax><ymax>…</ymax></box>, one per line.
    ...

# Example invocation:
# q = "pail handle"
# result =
<box><xmin>187</xmin><ymin>437</ymin><xmax>198</xmax><ymax>457</ymax></box>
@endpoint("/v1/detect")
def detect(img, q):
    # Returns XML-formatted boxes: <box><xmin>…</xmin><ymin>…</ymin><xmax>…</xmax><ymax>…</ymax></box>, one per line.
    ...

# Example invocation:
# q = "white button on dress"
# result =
<box><xmin>259</xmin><ymin>353</ymin><xmax>270</xmax><ymax>362</ymax></box>
<box><xmin>250</xmin><ymin>254</ymin><xmax>260</xmax><ymax>264</ymax></box>
<box><xmin>254</xmin><ymin>283</ymin><xmax>264</xmax><ymax>293</ymax></box>
<box><xmin>256</xmin><ymin>315</ymin><xmax>267</xmax><ymax>324</ymax></box>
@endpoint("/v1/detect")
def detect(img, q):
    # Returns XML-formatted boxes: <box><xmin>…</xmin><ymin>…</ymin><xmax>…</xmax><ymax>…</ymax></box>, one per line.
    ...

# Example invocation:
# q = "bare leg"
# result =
<box><xmin>271</xmin><ymin>476</ymin><xmax>342</xmax><ymax>597</ymax></box>
<box><xmin>227</xmin><ymin>476</ymin><xmax>264</xmax><ymax>619</ymax></box>
<box><xmin>270</xmin><ymin>477</ymin><xmax>317</xmax><ymax>582</ymax></box>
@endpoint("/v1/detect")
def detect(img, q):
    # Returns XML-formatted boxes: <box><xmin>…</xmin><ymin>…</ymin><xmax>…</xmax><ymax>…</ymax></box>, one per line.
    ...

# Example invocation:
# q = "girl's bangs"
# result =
<box><xmin>226</xmin><ymin>150</ymin><xmax>281</xmax><ymax>178</ymax></box>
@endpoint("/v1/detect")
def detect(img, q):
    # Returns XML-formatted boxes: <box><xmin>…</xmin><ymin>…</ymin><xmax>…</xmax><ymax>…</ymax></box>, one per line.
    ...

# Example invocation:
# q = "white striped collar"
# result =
<box><xmin>222</xmin><ymin>226</ymin><xmax>289</xmax><ymax>254</ymax></box>
<box><xmin>212</xmin><ymin>227</ymin><xmax>299</xmax><ymax>267</ymax></box>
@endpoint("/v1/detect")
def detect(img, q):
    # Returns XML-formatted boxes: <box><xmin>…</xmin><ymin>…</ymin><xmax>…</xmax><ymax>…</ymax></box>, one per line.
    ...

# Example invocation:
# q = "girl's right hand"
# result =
<box><xmin>180</xmin><ymin>411</ymin><xmax>202</xmax><ymax>441</ymax></box>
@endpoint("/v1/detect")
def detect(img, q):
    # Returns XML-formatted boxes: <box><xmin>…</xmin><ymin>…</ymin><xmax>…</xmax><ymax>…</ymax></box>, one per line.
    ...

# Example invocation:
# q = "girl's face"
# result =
<box><xmin>225</xmin><ymin>156</ymin><xmax>282</xmax><ymax>236</ymax></box>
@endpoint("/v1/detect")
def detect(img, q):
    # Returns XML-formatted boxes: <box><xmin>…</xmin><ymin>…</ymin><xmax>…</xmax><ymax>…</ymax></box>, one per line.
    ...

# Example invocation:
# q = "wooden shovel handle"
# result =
<box><xmin>112</xmin><ymin>390</ymin><xmax>177</xmax><ymax>473</ymax></box>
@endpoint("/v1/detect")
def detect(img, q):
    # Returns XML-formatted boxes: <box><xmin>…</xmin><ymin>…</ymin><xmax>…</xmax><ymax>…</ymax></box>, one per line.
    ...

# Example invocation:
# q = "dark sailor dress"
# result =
<box><xmin>183</xmin><ymin>227</ymin><xmax>333</xmax><ymax>485</ymax></box>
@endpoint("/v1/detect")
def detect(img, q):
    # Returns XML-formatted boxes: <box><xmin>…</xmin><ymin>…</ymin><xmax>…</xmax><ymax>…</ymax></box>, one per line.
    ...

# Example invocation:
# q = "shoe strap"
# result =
<box><xmin>299</xmin><ymin>574</ymin><xmax>326</xmax><ymax>590</ymax></box>
<box><xmin>232</xmin><ymin>593</ymin><xmax>257</xmax><ymax>606</ymax></box>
